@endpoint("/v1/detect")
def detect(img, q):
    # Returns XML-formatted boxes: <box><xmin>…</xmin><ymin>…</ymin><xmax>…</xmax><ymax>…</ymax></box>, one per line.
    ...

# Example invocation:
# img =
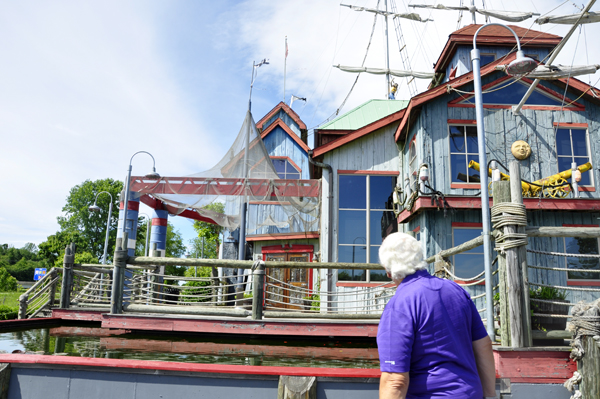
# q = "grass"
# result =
<box><xmin>0</xmin><ymin>291</ymin><xmax>21</xmax><ymax>308</ymax></box>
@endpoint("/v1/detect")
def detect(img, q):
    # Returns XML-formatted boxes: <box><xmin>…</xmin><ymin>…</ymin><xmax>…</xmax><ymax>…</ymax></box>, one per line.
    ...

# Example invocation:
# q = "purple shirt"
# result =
<box><xmin>377</xmin><ymin>270</ymin><xmax>488</xmax><ymax>398</ymax></box>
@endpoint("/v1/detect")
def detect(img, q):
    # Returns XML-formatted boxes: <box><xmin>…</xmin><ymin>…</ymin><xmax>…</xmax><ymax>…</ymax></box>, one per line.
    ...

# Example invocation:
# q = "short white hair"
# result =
<box><xmin>379</xmin><ymin>232</ymin><xmax>427</xmax><ymax>281</ymax></box>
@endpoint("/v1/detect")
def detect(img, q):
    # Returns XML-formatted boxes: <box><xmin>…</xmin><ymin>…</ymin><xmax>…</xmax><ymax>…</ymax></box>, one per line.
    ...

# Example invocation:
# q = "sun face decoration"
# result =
<box><xmin>511</xmin><ymin>140</ymin><xmax>532</xmax><ymax>160</ymax></box>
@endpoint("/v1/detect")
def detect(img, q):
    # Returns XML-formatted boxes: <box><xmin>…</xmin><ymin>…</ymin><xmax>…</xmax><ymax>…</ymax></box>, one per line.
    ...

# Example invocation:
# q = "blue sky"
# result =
<box><xmin>1</xmin><ymin>0</ymin><xmax>599</xmax><ymax>252</ymax></box>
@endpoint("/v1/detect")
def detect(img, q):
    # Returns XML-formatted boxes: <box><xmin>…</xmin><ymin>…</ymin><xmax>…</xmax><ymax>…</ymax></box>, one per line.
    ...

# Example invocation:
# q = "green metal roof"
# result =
<box><xmin>319</xmin><ymin>99</ymin><xmax>409</xmax><ymax>130</ymax></box>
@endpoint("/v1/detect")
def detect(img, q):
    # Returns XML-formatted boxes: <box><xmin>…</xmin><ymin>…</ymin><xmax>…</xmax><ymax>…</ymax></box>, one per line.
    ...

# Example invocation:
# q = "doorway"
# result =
<box><xmin>263</xmin><ymin>245</ymin><xmax>313</xmax><ymax>310</ymax></box>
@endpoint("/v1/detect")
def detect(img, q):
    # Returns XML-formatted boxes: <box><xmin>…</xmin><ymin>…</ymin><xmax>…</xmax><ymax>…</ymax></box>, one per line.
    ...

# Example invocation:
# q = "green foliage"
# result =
<box><xmin>190</xmin><ymin>202</ymin><xmax>225</xmax><ymax>259</ymax></box>
<box><xmin>51</xmin><ymin>251</ymin><xmax>100</xmax><ymax>269</ymax></box>
<box><xmin>0</xmin><ymin>305</ymin><xmax>17</xmax><ymax>320</ymax></box>
<box><xmin>38</xmin><ymin>230</ymin><xmax>87</xmax><ymax>266</ymax></box>
<box><xmin>4</xmin><ymin>259</ymin><xmax>37</xmax><ymax>281</ymax></box>
<box><xmin>54</xmin><ymin>178</ymin><xmax>123</xmax><ymax>262</ymax></box>
<box><xmin>0</xmin><ymin>243</ymin><xmax>48</xmax><ymax>282</ymax></box>
<box><xmin>529</xmin><ymin>286</ymin><xmax>567</xmax><ymax>301</ymax></box>
<box><xmin>0</xmin><ymin>267</ymin><xmax>18</xmax><ymax>291</ymax></box>
<box><xmin>180</xmin><ymin>266</ymin><xmax>214</xmax><ymax>303</ymax></box>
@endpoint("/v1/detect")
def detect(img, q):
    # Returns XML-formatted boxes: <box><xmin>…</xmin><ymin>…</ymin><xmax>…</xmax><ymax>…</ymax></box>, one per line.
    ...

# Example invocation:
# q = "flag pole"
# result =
<box><xmin>283</xmin><ymin>36</ymin><xmax>287</xmax><ymax>103</ymax></box>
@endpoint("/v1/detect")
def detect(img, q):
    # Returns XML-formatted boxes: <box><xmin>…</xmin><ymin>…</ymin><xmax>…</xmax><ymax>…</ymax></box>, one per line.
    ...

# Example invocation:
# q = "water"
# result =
<box><xmin>0</xmin><ymin>323</ymin><xmax>379</xmax><ymax>369</ymax></box>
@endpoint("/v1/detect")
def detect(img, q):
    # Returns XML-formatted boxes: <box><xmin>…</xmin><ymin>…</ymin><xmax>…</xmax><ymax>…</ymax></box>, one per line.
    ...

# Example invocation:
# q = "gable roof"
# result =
<box><xmin>434</xmin><ymin>24</ymin><xmax>562</xmax><ymax>74</ymax></box>
<box><xmin>261</xmin><ymin>118</ymin><xmax>311</xmax><ymax>153</ymax></box>
<box><xmin>318</xmin><ymin>99</ymin><xmax>409</xmax><ymax>131</ymax></box>
<box><xmin>256</xmin><ymin>101</ymin><xmax>307</xmax><ymax>131</ymax></box>
<box><xmin>395</xmin><ymin>52</ymin><xmax>600</xmax><ymax>142</ymax></box>
<box><xmin>313</xmin><ymin>106</ymin><xmax>407</xmax><ymax>157</ymax></box>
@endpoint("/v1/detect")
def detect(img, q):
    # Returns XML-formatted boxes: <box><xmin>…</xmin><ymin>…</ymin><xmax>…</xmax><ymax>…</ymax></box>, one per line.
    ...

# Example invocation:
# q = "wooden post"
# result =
<box><xmin>152</xmin><ymin>243</ymin><xmax>164</xmax><ymax>303</ymax></box>
<box><xmin>510</xmin><ymin>161</ymin><xmax>532</xmax><ymax>347</ymax></box>
<box><xmin>48</xmin><ymin>268</ymin><xmax>58</xmax><ymax>309</ymax></box>
<box><xmin>578</xmin><ymin>335</ymin><xmax>600</xmax><ymax>397</ymax></box>
<box><xmin>60</xmin><ymin>243</ymin><xmax>76</xmax><ymax>309</ymax></box>
<box><xmin>110</xmin><ymin>234</ymin><xmax>128</xmax><ymax>314</ymax></box>
<box><xmin>277</xmin><ymin>375</ymin><xmax>316</xmax><ymax>399</ymax></box>
<box><xmin>18</xmin><ymin>292</ymin><xmax>28</xmax><ymax>320</ymax></box>
<box><xmin>0</xmin><ymin>363</ymin><xmax>10</xmax><ymax>399</ymax></box>
<box><xmin>252</xmin><ymin>262</ymin><xmax>265</xmax><ymax>320</ymax></box>
<box><xmin>493</xmin><ymin>180</ymin><xmax>511</xmax><ymax>346</ymax></box>
<box><xmin>506</xmin><ymin>162</ymin><xmax>525</xmax><ymax>347</ymax></box>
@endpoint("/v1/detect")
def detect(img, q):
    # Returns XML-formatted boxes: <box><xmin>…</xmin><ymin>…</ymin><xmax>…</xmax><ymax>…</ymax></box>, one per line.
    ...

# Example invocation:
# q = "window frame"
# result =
<box><xmin>563</xmin><ymin>224</ymin><xmax>600</xmax><ymax>286</ymax></box>
<box><xmin>451</xmin><ymin>223</ymin><xmax>485</xmax><ymax>284</ymax></box>
<box><xmin>270</xmin><ymin>156</ymin><xmax>302</xmax><ymax>180</ymax></box>
<box><xmin>554</xmin><ymin>125</ymin><xmax>594</xmax><ymax>189</ymax></box>
<box><xmin>408</xmin><ymin>137</ymin><xmax>418</xmax><ymax>190</ymax></box>
<box><xmin>337</xmin><ymin>171</ymin><xmax>398</xmax><ymax>284</ymax></box>
<box><xmin>448</xmin><ymin>123</ymin><xmax>480</xmax><ymax>187</ymax></box>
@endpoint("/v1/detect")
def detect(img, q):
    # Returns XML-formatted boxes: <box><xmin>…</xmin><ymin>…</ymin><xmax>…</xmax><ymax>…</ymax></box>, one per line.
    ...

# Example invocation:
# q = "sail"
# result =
<box><xmin>525</xmin><ymin>64</ymin><xmax>600</xmax><ymax>79</ymax></box>
<box><xmin>334</xmin><ymin>65</ymin><xmax>435</xmax><ymax>79</ymax></box>
<box><xmin>341</xmin><ymin>4</ymin><xmax>433</xmax><ymax>22</ymax></box>
<box><xmin>536</xmin><ymin>11</ymin><xmax>600</xmax><ymax>25</ymax></box>
<box><xmin>410</xmin><ymin>4</ymin><xmax>536</xmax><ymax>22</ymax></box>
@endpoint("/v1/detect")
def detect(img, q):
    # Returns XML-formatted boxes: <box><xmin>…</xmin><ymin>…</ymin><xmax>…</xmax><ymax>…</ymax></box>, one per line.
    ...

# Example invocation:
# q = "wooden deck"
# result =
<box><xmin>52</xmin><ymin>308</ymin><xmax>380</xmax><ymax>338</ymax></box>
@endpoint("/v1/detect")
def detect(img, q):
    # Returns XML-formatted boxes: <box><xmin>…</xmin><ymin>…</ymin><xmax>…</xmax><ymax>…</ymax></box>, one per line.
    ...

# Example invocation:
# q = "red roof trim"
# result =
<box><xmin>434</xmin><ymin>24</ymin><xmax>562</xmax><ymax>74</ymax></box>
<box><xmin>256</xmin><ymin>101</ymin><xmax>307</xmax><ymax>130</ymax></box>
<box><xmin>398</xmin><ymin>196</ymin><xmax>600</xmax><ymax>223</ymax></box>
<box><xmin>396</xmin><ymin>52</ymin><xmax>598</xmax><ymax>142</ymax></box>
<box><xmin>261</xmin><ymin>119</ymin><xmax>311</xmax><ymax>153</ymax></box>
<box><xmin>313</xmin><ymin>107</ymin><xmax>406</xmax><ymax>157</ymax></box>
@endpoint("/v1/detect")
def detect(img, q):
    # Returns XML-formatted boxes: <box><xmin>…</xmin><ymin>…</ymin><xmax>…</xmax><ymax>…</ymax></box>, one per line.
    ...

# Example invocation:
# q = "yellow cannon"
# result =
<box><xmin>467</xmin><ymin>160</ymin><xmax>592</xmax><ymax>198</ymax></box>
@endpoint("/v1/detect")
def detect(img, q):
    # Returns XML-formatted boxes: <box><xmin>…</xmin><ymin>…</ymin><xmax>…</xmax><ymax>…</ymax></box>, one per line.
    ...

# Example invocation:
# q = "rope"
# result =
<box><xmin>491</xmin><ymin>202</ymin><xmax>528</xmax><ymax>253</ymax></box>
<box><xmin>529</xmin><ymin>264</ymin><xmax>600</xmax><ymax>273</ymax></box>
<box><xmin>531</xmin><ymin>282</ymin><xmax>600</xmax><ymax>293</ymax></box>
<box><xmin>569</xmin><ymin>299</ymin><xmax>600</xmax><ymax>366</ymax></box>
<box><xmin>528</xmin><ymin>249</ymin><xmax>600</xmax><ymax>258</ymax></box>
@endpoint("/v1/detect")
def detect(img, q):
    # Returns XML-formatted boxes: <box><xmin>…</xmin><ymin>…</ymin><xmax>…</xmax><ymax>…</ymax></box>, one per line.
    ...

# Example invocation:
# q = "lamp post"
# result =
<box><xmin>89</xmin><ymin>191</ymin><xmax>113</xmax><ymax>265</ymax></box>
<box><xmin>471</xmin><ymin>24</ymin><xmax>537</xmax><ymax>338</ymax></box>
<box><xmin>112</xmin><ymin>151</ymin><xmax>160</xmax><ymax>314</ymax></box>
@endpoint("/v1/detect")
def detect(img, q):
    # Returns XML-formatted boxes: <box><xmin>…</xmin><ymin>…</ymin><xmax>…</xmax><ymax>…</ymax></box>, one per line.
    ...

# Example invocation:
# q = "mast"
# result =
<box><xmin>471</xmin><ymin>0</ymin><xmax>476</xmax><ymax>24</ymax></box>
<box><xmin>385</xmin><ymin>0</ymin><xmax>391</xmax><ymax>98</ymax></box>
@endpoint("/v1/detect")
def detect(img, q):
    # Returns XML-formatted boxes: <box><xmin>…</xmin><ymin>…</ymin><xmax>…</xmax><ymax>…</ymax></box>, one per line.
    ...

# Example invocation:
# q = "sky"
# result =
<box><xmin>1</xmin><ymin>0</ymin><xmax>599</xmax><ymax>252</ymax></box>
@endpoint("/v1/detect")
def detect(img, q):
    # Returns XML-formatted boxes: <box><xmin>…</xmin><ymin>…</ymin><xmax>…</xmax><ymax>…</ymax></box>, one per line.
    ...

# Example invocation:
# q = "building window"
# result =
<box><xmin>271</xmin><ymin>157</ymin><xmax>301</xmax><ymax>179</ymax></box>
<box><xmin>480</xmin><ymin>53</ymin><xmax>495</xmax><ymax>66</ymax></box>
<box><xmin>449</xmin><ymin>125</ymin><xmax>479</xmax><ymax>183</ymax></box>
<box><xmin>338</xmin><ymin>174</ymin><xmax>397</xmax><ymax>281</ymax></box>
<box><xmin>564</xmin><ymin>236</ymin><xmax>600</xmax><ymax>281</ymax></box>
<box><xmin>452</xmin><ymin>226</ymin><xmax>485</xmax><ymax>280</ymax></box>
<box><xmin>556</xmin><ymin>128</ymin><xmax>592</xmax><ymax>186</ymax></box>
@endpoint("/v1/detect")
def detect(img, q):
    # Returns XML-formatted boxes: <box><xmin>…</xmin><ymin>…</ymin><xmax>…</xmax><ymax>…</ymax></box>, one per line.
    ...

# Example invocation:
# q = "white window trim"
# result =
<box><xmin>449</xmin><ymin>124</ymin><xmax>478</xmax><ymax>184</ymax></box>
<box><xmin>555</xmin><ymin>127</ymin><xmax>594</xmax><ymax>187</ymax></box>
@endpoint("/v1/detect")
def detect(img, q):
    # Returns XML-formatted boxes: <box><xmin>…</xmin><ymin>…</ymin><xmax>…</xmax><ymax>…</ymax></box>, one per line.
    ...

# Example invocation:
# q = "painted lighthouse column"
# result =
<box><xmin>150</xmin><ymin>210</ymin><xmax>168</xmax><ymax>257</ymax></box>
<box><xmin>117</xmin><ymin>191</ymin><xmax>141</xmax><ymax>257</ymax></box>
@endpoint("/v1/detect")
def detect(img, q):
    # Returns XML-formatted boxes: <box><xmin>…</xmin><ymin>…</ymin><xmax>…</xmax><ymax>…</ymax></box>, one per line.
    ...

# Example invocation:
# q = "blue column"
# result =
<box><xmin>117</xmin><ymin>191</ymin><xmax>140</xmax><ymax>257</ymax></box>
<box><xmin>150</xmin><ymin>209</ymin><xmax>168</xmax><ymax>257</ymax></box>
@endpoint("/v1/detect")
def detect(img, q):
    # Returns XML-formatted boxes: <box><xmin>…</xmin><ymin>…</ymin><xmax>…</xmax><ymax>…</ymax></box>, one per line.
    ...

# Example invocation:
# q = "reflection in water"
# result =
<box><xmin>0</xmin><ymin>326</ymin><xmax>379</xmax><ymax>369</ymax></box>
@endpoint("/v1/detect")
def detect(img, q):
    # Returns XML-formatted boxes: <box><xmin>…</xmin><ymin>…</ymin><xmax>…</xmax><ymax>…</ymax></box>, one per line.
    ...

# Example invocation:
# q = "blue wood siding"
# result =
<box><xmin>262</xmin><ymin>126</ymin><xmax>309</xmax><ymax>179</ymax></box>
<box><xmin>262</xmin><ymin>110</ymin><xmax>302</xmax><ymax>137</ymax></box>
<box><xmin>408</xmin><ymin>72</ymin><xmax>600</xmax><ymax>199</ymax></box>
<box><xmin>445</xmin><ymin>45</ymin><xmax>551</xmax><ymax>81</ymax></box>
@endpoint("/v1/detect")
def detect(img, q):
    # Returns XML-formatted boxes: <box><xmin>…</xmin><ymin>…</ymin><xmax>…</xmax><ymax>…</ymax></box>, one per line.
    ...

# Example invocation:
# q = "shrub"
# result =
<box><xmin>0</xmin><ymin>267</ymin><xmax>18</xmax><ymax>291</ymax></box>
<box><xmin>0</xmin><ymin>304</ymin><xmax>18</xmax><ymax>320</ymax></box>
<box><xmin>529</xmin><ymin>286</ymin><xmax>567</xmax><ymax>301</ymax></box>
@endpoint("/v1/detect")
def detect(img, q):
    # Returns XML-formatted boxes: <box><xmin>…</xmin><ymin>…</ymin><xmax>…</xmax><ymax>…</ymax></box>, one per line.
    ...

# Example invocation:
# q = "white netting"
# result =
<box><xmin>133</xmin><ymin>111</ymin><xmax>320</xmax><ymax>233</ymax></box>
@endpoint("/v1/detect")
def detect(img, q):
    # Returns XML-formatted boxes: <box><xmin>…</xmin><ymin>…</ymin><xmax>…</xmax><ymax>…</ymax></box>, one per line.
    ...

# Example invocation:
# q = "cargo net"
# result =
<box><xmin>134</xmin><ymin>111</ymin><xmax>320</xmax><ymax>234</ymax></box>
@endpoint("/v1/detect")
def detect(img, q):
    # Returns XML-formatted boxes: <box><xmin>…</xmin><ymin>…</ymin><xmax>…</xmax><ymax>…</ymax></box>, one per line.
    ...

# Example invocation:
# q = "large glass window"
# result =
<box><xmin>556</xmin><ymin>128</ymin><xmax>592</xmax><ymax>186</ymax></box>
<box><xmin>480</xmin><ymin>53</ymin><xmax>495</xmax><ymax>66</ymax></box>
<box><xmin>338</xmin><ymin>174</ymin><xmax>397</xmax><ymax>281</ymax></box>
<box><xmin>452</xmin><ymin>227</ymin><xmax>485</xmax><ymax>279</ymax></box>
<box><xmin>564</xmin><ymin>236</ymin><xmax>600</xmax><ymax>280</ymax></box>
<box><xmin>460</xmin><ymin>80</ymin><xmax>564</xmax><ymax>106</ymax></box>
<box><xmin>272</xmin><ymin>157</ymin><xmax>301</xmax><ymax>179</ymax></box>
<box><xmin>449</xmin><ymin>125</ymin><xmax>479</xmax><ymax>183</ymax></box>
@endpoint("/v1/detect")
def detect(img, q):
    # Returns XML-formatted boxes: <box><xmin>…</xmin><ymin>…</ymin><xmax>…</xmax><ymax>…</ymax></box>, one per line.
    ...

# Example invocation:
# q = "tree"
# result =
<box><xmin>1</xmin><ymin>243</ymin><xmax>48</xmax><ymax>281</ymax></box>
<box><xmin>56</xmin><ymin>178</ymin><xmax>123</xmax><ymax>261</ymax></box>
<box><xmin>38</xmin><ymin>230</ymin><xmax>87</xmax><ymax>266</ymax></box>
<box><xmin>190</xmin><ymin>202</ymin><xmax>225</xmax><ymax>259</ymax></box>
<box><xmin>136</xmin><ymin>222</ymin><xmax>187</xmax><ymax>279</ymax></box>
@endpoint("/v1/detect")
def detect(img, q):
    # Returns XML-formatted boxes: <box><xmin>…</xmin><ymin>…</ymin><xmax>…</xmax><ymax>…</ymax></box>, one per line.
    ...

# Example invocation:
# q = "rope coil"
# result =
<box><xmin>491</xmin><ymin>202</ymin><xmax>528</xmax><ymax>253</ymax></box>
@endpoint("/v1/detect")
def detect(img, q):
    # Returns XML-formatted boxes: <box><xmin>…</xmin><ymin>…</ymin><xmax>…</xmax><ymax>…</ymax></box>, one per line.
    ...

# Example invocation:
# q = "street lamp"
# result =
<box><xmin>89</xmin><ymin>191</ymin><xmax>113</xmax><ymax>265</ymax></box>
<box><xmin>112</xmin><ymin>151</ymin><xmax>160</xmax><ymax>314</ymax></box>
<box><xmin>471</xmin><ymin>23</ymin><xmax>537</xmax><ymax>338</ymax></box>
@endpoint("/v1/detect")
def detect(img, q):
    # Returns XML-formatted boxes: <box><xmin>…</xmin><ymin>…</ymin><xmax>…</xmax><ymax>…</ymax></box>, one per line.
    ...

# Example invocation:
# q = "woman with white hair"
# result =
<box><xmin>377</xmin><ymin>232</ymin><xmax>496</xmax><ymax>399</ymax></box>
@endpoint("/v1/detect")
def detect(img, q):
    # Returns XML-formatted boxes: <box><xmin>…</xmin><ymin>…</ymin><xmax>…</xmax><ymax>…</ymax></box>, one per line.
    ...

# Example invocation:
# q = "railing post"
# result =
<box><xmin>493</xmin><ymin>180</ymin><xmax>511</xmax><ymax>346</ymax></box>
<box><xmin>48</xmin><ymin>268</ymin><xmax>58</xmax><ymax>309</ymax></box>
<box><xmin>252</xmin><ymin>261</ymin><xmax>265</xmax><ymax>320</ymax></box>
<box><xmin>151</xmin><ymin>243</ymin><xmax>163</xmax><ymax>303</ymax></box>
<box><xmin>18</xmin><ymin>293</ymin><xmax>28</xmax><ymax>319</ymax></box>
<box><xmin>60</xmin><ymin>243</ymin><xmax>76</xmax><ymax>309</ymax></box>
<box><xmin>110</xmin><ymin>233</ymin><xmax>128</xmax><ymax>314</ymax></box>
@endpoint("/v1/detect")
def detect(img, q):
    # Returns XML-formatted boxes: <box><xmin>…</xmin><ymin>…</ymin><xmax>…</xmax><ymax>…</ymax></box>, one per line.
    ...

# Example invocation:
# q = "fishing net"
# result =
<box><xmin>131</xmin><ymin>111</ymin><xmax>320</xmax><ymax>235</ymax></box>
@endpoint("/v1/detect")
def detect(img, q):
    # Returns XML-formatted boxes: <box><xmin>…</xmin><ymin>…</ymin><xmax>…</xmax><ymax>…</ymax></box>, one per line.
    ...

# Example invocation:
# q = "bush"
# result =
<box><xmin>529</xmin><ymin>286</ymin><xmax>567</xmax><ymax>301</ymax></box>
<box><xmin>0</xmin><ymin>267</ymin><xmax>18</xmax><ymax>291</ymax></box>
<box><xmin>0</xmin><ymin>304</ymin><xmax>18</xmax><ymax>320</ymax></box>
<box><xmin>4</xmin><ymin>258</ymin><xmax>39</xmax><ymax>281</ymax></box>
